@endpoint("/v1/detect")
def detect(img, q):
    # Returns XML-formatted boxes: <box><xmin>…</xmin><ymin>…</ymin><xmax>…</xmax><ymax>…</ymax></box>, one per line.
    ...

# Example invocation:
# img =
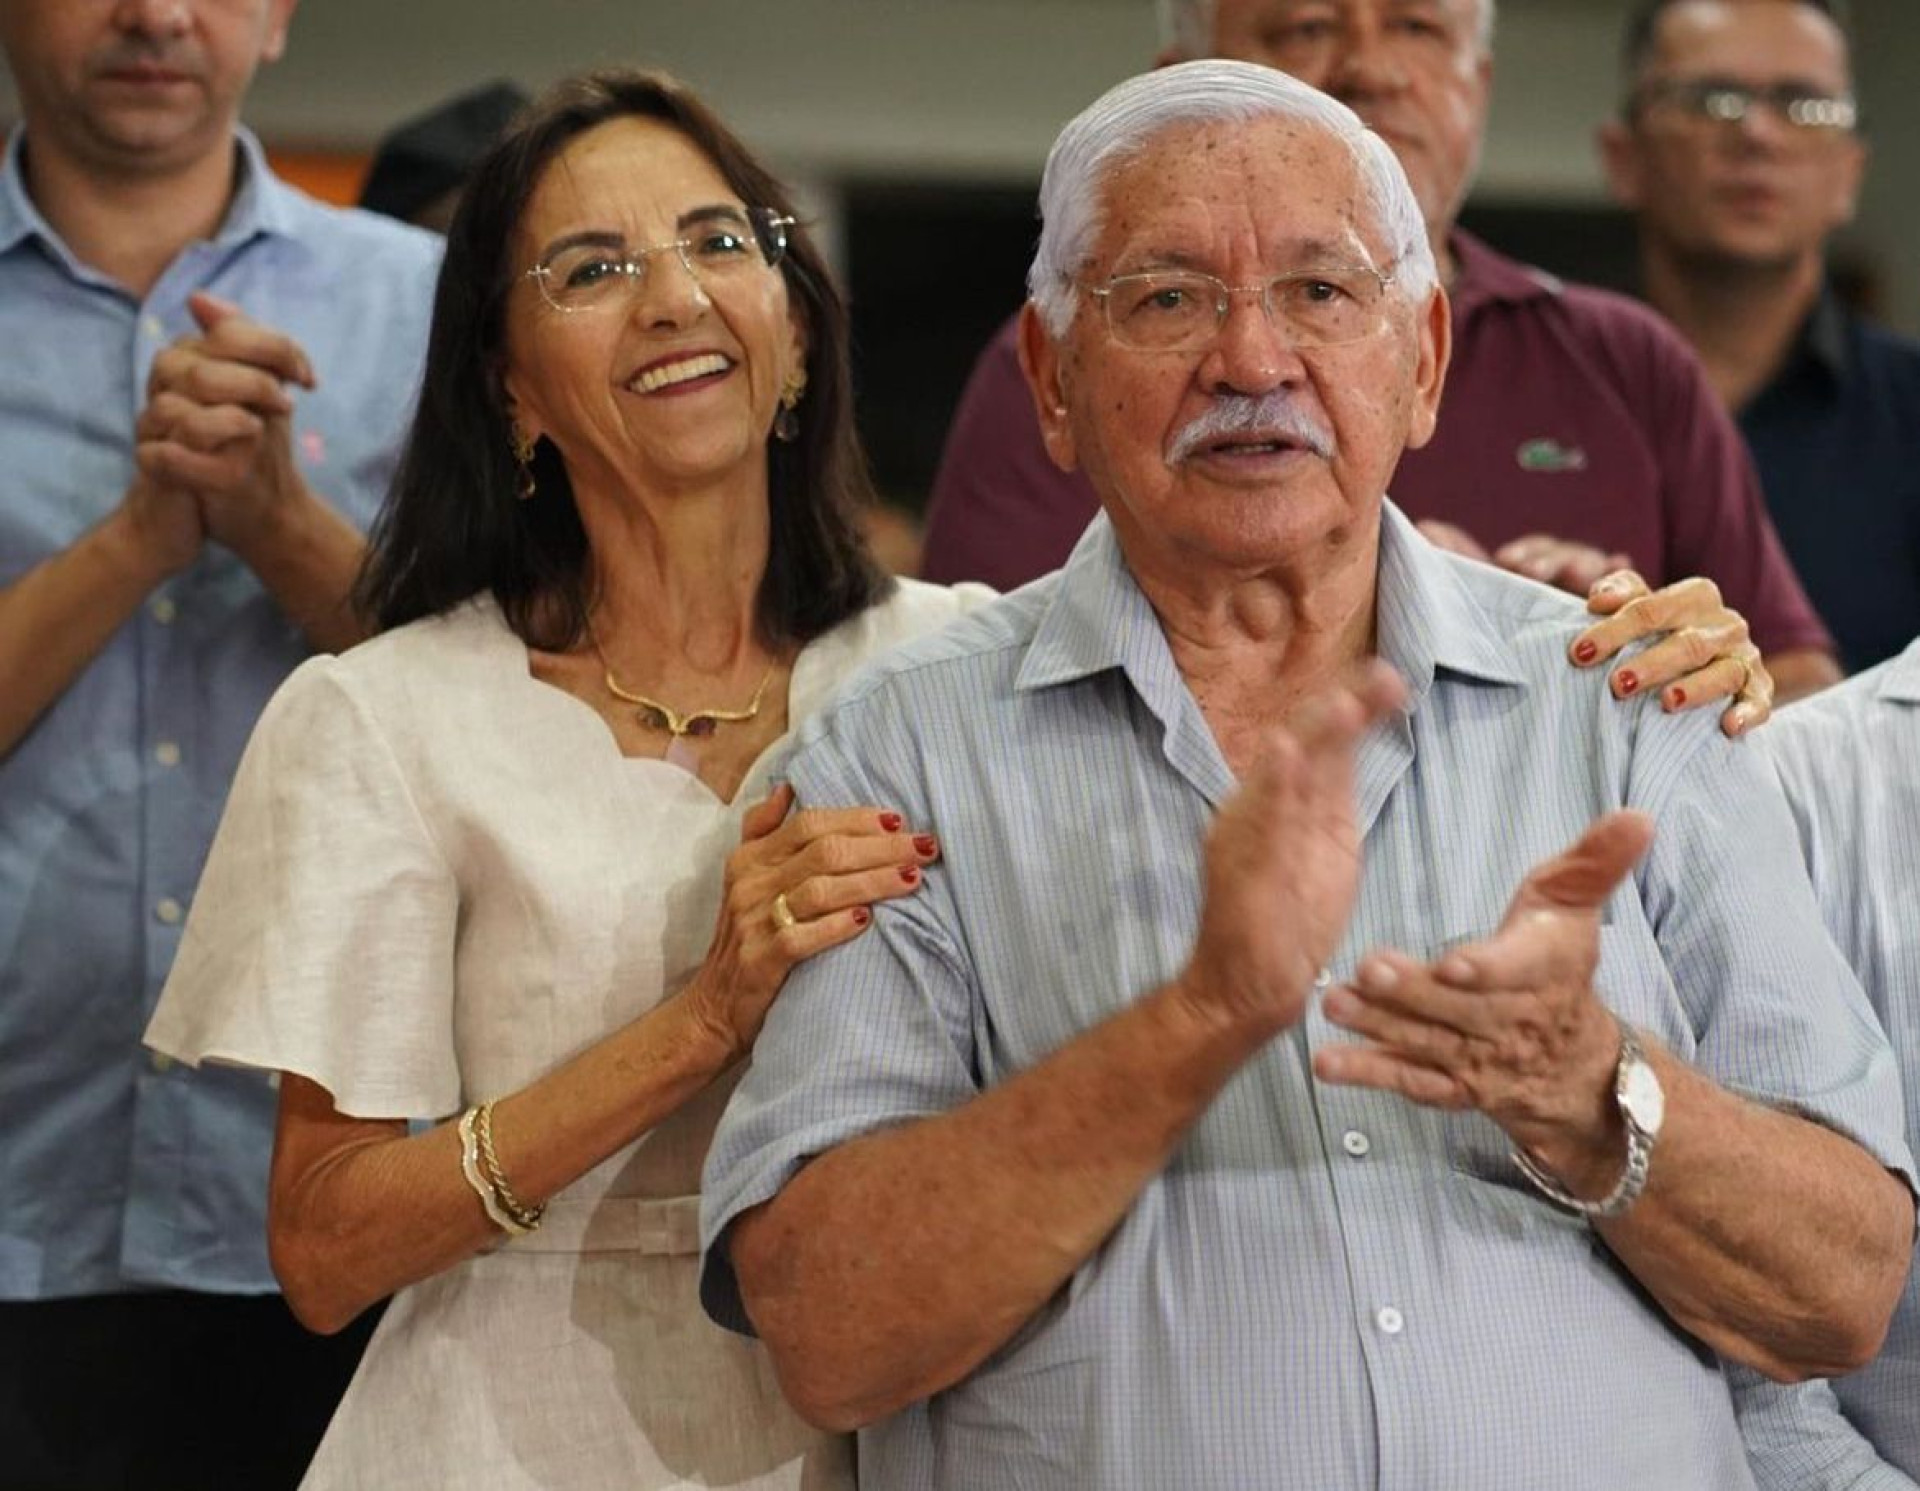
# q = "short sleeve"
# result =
<box><xmin>144</xmin><ymin>654</ymin><xmax>461</xmax><ymax>1119</ymax></box>
<box><xmin>699</xmin><ymin>702</ymin><xmax>982</xmax><ymax>1336</ymax></box>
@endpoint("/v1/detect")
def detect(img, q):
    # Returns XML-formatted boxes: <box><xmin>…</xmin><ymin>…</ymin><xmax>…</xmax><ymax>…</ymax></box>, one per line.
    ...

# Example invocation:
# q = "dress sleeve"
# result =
<box><xmin>1729</xmin><ymin>1369</ymin><xmax>1920</xmax><ymax>1491</ymax></box>
<box><xmin>144</xmin><ymin>654</ymin><xmax>462</xmax><ymax>1120</ymax></box>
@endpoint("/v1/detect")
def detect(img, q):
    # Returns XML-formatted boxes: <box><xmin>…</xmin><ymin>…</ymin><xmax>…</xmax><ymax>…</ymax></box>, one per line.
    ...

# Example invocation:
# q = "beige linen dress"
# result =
<box><xmin>145</xmin><ymin>579</ymin><xmax>987</xmax><ymax>1490</ymax></box>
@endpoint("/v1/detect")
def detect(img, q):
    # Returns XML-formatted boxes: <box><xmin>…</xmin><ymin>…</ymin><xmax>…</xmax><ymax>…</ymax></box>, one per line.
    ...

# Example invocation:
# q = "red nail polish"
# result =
<box><xmin>851</xmin><ymin>906</ymin><xmax>871</xmax><ymax>926</ymax></box>
<box><xmin>1573</xmin><ymin>640</ymin><xmax>1598</xmax><ymax>664</ymax></box>
<box><xmin>913</xmin><ymin>834</ymin><xmax>937</xmax><ymax>857</ymax></box>
<box><xmin>1617</xmin><ymin>670</ymin><xmax>1639</xmax><ymax>696</ymax></box>
<box><xmin>1668</xmin><ymin>688</ymin><xmax>1686</xmax><ymax>708</ymax></box>
<box><xmin>878</xmin><ymin>812</ymin><xmax>903</xmax><ymax>832</ymax></box>
<box><xmin>899</xmin><ymin>866</ymin><xmax>920</xmax><ymax>885</ymax></box>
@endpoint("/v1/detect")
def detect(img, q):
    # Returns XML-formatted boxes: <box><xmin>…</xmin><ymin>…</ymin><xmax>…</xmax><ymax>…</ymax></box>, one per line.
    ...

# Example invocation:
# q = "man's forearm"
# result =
<box><xmin>0</xmin><ymin>507</ymin><xmax>173</xmax><ymax>757</ymax></box>
<box><xmin>1579</xmin><ymin>1049</ymin><xmax>1913</xmax><ymax>1380</ymax></box>
<box><xmin>729</xmin><ymin>978</ymin><xmax>1279</xmax><ymax>1431</ymax></box>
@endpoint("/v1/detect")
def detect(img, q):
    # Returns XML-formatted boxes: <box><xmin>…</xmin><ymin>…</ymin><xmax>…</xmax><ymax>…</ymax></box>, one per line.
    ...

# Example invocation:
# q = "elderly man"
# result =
<box><xmin>922</xmin><ymin>0</ymin><xmax>1839</xmax><ymax>718</ymax></box>
<box><xmin>0</xmin><ymin>0</ymin><xmax>438</xmax><ymax>1484</ymax></box>
<box><xmin>700</xmin><ymin>62</ymin><xmax>1914</xmax><ymax>1490</ymax></box>
<box><xmin>1602</xmin><ymin>0</ymin><xmax>1920</xmax><ymax>674</ymax></box>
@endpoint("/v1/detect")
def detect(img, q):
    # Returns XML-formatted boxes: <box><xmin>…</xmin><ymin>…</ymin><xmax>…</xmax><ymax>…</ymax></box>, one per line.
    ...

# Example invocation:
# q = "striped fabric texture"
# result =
<box><xmin>1736</xmin><ymin>641</ymin><xmax>1920</xmax><ymax>1488</ymax></box>
<box><xmin>702</xmin><ymin>504</ymin><xmax>1913</xmax><ymax>1491</ymax></box>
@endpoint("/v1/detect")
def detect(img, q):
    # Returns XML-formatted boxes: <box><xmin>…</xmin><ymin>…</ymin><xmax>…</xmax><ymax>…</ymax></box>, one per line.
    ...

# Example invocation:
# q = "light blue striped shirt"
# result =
<box><xmin>0</xmin><ymin>127</ymin><xmax>441</xmax><ymax>1298</ymax></box>
<box><xmin>702</xmin><ymin>504</ymin><xmax>1914</xmax><ymax>1491</ymax></box>
<box><xmin>1734</xmin><ymin>642</ymin><xmax>1920</xmax><ymax>1487</ymax></box>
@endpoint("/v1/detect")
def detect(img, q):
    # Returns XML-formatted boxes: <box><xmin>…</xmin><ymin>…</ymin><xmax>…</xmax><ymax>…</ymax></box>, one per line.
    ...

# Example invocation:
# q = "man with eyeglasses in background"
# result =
<box><xmin>922</xmin><ymin>0</ymin><xmax>1843</xmax><ymax>720</ymax></box>
<box><xmin>1602</xmin><ymin>0</ymin><xmax>1920</xmax><ymax>675</ymax></box>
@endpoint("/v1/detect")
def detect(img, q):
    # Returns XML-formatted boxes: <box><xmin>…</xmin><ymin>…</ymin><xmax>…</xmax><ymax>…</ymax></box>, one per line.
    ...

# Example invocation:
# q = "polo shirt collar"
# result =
<box><xmin>1446</xmin><ymin>228</ymin><xmax>1562</xmax><ymax>322</ymax></box>
<box><xmin>0</xmin><ymin>125</ymin><xmax>294</xmax><ymax>267</ymax></box>
<box><xmin>1015</xmin><ymin>500</ymin><xmax>1529</xmax><ymax>715</ymax></box>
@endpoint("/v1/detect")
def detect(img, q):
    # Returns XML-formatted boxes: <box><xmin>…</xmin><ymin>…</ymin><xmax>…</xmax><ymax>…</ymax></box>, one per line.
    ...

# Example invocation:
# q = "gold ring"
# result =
<box><xmin>770</xmin><ymin>892</ymin><xmax>798</xmax><ymax>931</ymax></box>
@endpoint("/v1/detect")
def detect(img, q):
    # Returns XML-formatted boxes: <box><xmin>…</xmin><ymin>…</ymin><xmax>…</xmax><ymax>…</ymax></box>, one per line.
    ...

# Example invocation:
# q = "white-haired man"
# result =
<box><xmin>921</xmin><ymin>0</ymin><xmax>1841</xmax><ymax>719</ymax></box>
<box><xmin>700</xmin><ymin>62</ymin><xmax>1914</xmax><ymax>1490</ymax></box>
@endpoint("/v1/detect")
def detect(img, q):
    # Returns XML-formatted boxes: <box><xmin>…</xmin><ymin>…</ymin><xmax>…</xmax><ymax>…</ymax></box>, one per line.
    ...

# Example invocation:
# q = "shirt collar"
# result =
<box><xmin>1015</xmin><ymin>500</ymin><xmax>1529</xmax><ymax>713</ymax></box>
<box><xmin>1446</xmin><ymin>228</ymin><xmax>1562</xmax><ymax>321</ymax></box>
<box><xmin>1791</xmin><ymin>281</ymin><xmax>1852</xmax><ymax>384</ymax></box>
<box><xmin>0</xmin><ymin>124</ymin><xmax>295</xmax><ymax>264</ymax></box>
<box><xmin>1879</xmin><ymin>637</ymin><xmax>1920</xmax><ymax>707</ymax></box>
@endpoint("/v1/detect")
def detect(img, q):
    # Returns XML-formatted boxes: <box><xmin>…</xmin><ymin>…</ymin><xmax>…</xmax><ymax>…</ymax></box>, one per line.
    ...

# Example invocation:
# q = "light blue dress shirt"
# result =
<box><xmin>702</xmin><ymin>503</ymin><xmax>1915</xmax><ymax>1491</ymax></box>
<box><xmin>1733</xmin><ymin>642</ymin><xmax>1920</xmax><ymax>1487</ymax></box>
<box><xmin>0</xmin><ymin>128</ymin><xmax>441</xmax><ymax>1298</ymax></box>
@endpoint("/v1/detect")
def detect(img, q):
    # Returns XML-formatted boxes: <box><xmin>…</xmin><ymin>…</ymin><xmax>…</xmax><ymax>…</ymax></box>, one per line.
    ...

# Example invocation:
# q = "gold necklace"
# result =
<box><xmin>589</xmin><ymin>632</ymin><xmax>776</xmax><ymax>739</ymax></box>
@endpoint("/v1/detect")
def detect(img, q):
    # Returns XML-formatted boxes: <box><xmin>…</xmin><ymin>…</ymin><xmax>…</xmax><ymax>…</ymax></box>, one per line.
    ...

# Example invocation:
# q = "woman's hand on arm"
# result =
<box><xmin>1570</xmin><ymin>571</ymin><xmax>1774</xmax><ymax>736</ymax></box>
<box><xmin>268</xmin><ymin>783</ymin><xmax>938</xmax><ymax>1334</ymax></box>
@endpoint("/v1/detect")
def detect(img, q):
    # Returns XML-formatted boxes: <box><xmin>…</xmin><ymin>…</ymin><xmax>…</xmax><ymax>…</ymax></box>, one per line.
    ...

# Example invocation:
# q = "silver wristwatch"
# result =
<box><xmin>1511</xmin><ymin>1024</ymin><xmax>1665</xmax><ymax>1220</ymax></box>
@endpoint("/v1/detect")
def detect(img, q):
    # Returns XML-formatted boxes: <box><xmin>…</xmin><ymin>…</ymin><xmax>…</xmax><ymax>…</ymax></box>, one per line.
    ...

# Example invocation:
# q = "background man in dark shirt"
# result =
<box><xmin>1602</xmin><ymin>0</ymin><xmax>1920</xmax><ymax>673</ymax></box>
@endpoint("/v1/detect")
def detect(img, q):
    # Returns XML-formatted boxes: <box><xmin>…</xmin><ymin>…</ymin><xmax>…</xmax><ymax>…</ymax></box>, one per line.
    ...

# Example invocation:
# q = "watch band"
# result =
<box><xmin>1509</xmin><ymin>1026</ymin><xmax>1656</xmax><ymax>1221</ymax></box>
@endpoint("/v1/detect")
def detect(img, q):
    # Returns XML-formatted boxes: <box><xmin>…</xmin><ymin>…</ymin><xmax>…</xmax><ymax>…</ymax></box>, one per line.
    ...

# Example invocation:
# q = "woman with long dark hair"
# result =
<box><xmin>146</xmin><ymin>69</ymin><xmax>986</xmax><ymax>1489</ymax></box>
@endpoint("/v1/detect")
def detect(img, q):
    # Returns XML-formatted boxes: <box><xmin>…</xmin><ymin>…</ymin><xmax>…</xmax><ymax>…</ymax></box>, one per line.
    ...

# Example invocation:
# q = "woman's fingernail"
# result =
<box><xmin>1572</xmin><ymin>640</ymin><xmax>1598</xmax><ymax>665</ymax></box>
<box><xmin>913</xmin><ymin>834</ymin><xmax>938</xmax><ymax>857</ymax></box>
<box><xmin>1616</xmin><ymin>670</ymin><xmax>1639</xmax><ymax>696</ymax></box>
<box><xmin>898</xmin><ymin>866</ymin><xmax>920</xmax><ymax>885</ymax></box>
<box><xmin>851</xmin><ymin>906</ymin><xmax>871</xmax><ymax>927</ymax></box>
<box><xmin>1667</xmin><ymin>687</ymin><xmax>1686</xmax><ymax>709</ymax></box>
<box><xmin>878</xmin><ymin>812</ymin><xmax>903</xmax><ymax>832</ymax></box>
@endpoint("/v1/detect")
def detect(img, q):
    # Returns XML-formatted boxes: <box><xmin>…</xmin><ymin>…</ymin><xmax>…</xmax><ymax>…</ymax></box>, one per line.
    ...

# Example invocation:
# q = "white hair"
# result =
<box><xmin>1027</xmin><ymin>59</ymin><xmax>1437</xmax><ymax>337</ymax></box>
<box><xmin>1157</xmin><ymin>0</ymin><xmax>1498</xmax><ymax>58</ymax></box>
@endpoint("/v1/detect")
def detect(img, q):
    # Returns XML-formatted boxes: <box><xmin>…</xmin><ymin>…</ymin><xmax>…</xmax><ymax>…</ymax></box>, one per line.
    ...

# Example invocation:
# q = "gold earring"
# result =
<box><xmin>510</xmin><ymin>425</ymin><xmax>537</xmax><ymax>501</ymax></box>
<box><xmin>773</xmin><ymin>368</ymin><xmax>807</xmax><ymax>443</ymax></box>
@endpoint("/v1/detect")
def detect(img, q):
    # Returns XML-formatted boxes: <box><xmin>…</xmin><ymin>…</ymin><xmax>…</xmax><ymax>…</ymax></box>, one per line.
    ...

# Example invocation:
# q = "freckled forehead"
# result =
<box><xmin>1091</xmin><ymin>116</ymin><xmax>1379</xmax><ymax>272</ymax></box>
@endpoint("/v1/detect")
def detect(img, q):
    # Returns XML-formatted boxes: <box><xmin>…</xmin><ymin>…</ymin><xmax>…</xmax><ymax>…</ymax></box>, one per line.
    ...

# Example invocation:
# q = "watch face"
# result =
<box><xmin>1622</xmin><ymin>1059</ymin><xmax>1666</xmax><ymax>1137</ymax></box>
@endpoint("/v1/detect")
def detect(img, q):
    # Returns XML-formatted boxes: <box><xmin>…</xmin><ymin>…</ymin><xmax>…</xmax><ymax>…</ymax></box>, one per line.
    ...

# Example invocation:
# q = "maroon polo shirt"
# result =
<box><xmin>920</xmin><ymin>230</ymin><xmax>1832</xmax><ymax>656</ymax></box>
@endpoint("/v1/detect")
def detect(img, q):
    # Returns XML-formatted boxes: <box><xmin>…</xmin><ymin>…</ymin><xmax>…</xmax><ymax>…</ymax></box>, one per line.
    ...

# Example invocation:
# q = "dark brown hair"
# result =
<box><xmin>356</xmin><ymin>67</ymin><xmax>891</xmax><ymax>649</ymax></box>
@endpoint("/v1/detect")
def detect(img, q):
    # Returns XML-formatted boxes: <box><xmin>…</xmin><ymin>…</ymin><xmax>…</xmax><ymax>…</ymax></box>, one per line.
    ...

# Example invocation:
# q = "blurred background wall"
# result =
<box><xmin>4</xmin><ymin>0</ymin><xmax>1910</xmax><ymax>511</ymax></box>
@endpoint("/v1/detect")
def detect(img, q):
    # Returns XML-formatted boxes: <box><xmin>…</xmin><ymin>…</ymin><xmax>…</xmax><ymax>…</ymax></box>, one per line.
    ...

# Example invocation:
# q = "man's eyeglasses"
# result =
<box><xmin>1634</xmin><ymin>78</ymin><xmax>1859</xmax><ymax>135</ymax></box>
<box><xmin>525</xmin><ymin>206</ymin><xmax>795</xmax><ymax>314</ymax></box>
<box><xmin>1084</xmin><ymin>264</ymin><xmax>1396</xmax><ymax>354</ymax></box>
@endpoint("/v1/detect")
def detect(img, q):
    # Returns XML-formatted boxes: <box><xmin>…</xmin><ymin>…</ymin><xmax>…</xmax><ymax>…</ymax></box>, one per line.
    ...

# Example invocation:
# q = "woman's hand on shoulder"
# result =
<box><xmin>1567</xmin><ymin>570</ymin><xmax>1771</xmax><ymax>737</ymax></box>
<box><xmin>683</xmin><ymin>783</ymin><xmax>940</xmax><ymax>1060</ymax></box>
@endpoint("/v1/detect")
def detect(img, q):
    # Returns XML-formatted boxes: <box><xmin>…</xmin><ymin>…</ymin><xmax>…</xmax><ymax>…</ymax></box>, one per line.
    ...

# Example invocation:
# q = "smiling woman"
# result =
<box><xmin>142</xmin><ymin>67</ymin><xmax>992</xmax><ymax>1490</ymax></box>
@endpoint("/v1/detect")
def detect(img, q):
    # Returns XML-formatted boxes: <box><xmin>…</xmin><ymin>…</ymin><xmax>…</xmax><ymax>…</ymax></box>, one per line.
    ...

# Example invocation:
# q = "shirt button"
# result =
<box><xmin>154</xmin><ymin>897</ymin><xmax>184</xmax><ymax>925</ymax></box>
<box><xmin>150</xmin><ymin>595</ymin><xmax>178</xmax><ymax>624</ymax></box>
<box><xmin>149</xmin><ymin>1050</ymin><xmax>174</xmax><ymax>1074</ymax></box>
<box><xmin>1342</xmin><ymin>1129</ymin><xmax>1372</xmax><ymax>1158</ymax></box>
<box><xmin>141</xmin><ymin>313</ymin><xmax>166</xmax><ymax>340</ymax></box>
<box><xmin>1314</xmin><ymin>969</ymin><xmax>1331</xmax><ymax>992</ymax></box>
<box><xmin>154</xmin><ymin>741</ymin><xmax>181</xmax><ymax>767</ymax></box>
<box><xmin>1375</xmin><ymin>1305</ymin><xmax>1405</xmax><ymax>1336</ymax></box>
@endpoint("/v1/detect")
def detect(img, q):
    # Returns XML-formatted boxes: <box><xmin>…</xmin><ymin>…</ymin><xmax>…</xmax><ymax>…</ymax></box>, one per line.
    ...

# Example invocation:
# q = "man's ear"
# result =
<box><xmin>1596</xmin><ymin>118</ymin><xmax>1646</xmax><ymax>212</ymax></box>
<box><xmin>1403</xmin><ymin>284</ymin><xmax>1452</xmax><ymax>451</ymax></box>
<box><xmin>1017</xmin><ymin>301</ymin><xmax>1080</xmax><ymax>474</ymax></box>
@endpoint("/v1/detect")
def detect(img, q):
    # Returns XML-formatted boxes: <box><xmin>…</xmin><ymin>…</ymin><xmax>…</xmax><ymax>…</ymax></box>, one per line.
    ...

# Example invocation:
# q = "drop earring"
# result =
<box><xmin>510</xmin><ymin>425</ymin><xmax>538</xmax><ymax>501</ymax></box>
<box><xmin>773</xmin><ymin>368</ymin><xmax>807</xmax><ymax>443</ymax></box>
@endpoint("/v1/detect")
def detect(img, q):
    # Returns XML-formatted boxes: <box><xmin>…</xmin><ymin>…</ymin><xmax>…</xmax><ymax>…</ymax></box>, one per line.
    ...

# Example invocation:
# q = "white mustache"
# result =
<box><xmin>1166</xmin><ymin>394</ymin><xmax>1335</xmax><ymax>466</ymax></box>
